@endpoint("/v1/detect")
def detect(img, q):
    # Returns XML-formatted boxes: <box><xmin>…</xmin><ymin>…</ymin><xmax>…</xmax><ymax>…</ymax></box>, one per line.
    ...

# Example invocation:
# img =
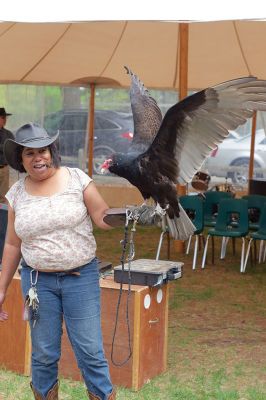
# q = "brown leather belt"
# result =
<box><xmin>0</xmin><ymin>165</ymin><xmax>7</xmax><ymax>169</ymax></box>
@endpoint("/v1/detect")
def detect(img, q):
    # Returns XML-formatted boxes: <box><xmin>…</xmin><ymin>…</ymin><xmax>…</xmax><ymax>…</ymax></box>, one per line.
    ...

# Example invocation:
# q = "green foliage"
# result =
<box><xmin>0</xmin><ymin>83</ymin><xmax>180</xmax><ymax>134</ymax></box>
<box><xmin>0</xmin><ymin>84</ymin><xmax>63</xmax><ymax>130</ymax></box>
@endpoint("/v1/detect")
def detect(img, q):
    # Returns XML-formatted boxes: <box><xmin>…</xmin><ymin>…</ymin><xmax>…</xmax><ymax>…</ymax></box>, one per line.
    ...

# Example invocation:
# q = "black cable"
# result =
<box><xmin>111</xmin><ymin>222</ymin><xmax>133</xmax><ymax>367</ymax></box>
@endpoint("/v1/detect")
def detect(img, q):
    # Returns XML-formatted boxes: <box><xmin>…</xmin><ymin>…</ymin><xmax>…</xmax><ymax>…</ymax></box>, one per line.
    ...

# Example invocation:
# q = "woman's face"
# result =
<box><xmin>22</xmin><ymin>146</ymin><xmax>54</xmax><ymax>180</ymax></box>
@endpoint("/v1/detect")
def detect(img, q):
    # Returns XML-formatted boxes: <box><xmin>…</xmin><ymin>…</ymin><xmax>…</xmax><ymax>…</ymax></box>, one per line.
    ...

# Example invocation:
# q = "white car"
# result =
<box><xmin>203</xmin><ymin>129</ymin><xmax>266</xmax><ymax>185</ymax></box>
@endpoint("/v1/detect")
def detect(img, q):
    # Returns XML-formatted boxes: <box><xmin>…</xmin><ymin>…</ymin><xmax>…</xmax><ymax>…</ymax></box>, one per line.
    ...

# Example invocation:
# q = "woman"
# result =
<box><xmin>0</xmin><ymin>123</ymin><xmax>116</xmax><ymax>400</ymax></box>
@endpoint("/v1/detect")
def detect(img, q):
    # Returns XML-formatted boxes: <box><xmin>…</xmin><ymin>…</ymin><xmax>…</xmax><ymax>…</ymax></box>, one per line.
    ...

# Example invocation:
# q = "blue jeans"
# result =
<box><xmin>20</xmin><ymin>258</ymin><xmax>113</xmax><ymax>399</ymax></box>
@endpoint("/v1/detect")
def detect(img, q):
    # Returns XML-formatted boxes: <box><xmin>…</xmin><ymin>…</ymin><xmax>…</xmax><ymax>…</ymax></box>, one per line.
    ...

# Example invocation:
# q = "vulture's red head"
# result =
<box><xmin>100</xmin><ymin>158</ymin><xmax>113</xmax><ymax>174</ymax></box>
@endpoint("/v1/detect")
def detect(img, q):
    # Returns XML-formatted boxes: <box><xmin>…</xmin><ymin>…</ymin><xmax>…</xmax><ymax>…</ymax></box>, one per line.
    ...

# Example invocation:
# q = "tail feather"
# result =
<box><xmin>165</xmin><ymin>204</ymin><xmax>196</xmax><ymax>240</ymax></box>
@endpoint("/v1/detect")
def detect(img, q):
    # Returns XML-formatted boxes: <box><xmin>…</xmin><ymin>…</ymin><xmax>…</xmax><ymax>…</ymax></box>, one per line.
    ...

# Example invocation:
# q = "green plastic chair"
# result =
<box><xmin>203</xmin><ymin>191</ymin><xmax>234</xmax><ymax>263</ymax></box>
<box><xmin>203</xmin><ymin>191</ymin><xmax>234</xmax><ymax>227</ymax></box>
<box><xmin>241</xmin><ymin>194</ymin><xmax>266</xmax><ymax>230</ymax></box>
<box><xmin>243</xmin><ymin>202</ymin><xmax>266</xmax><ymax>272</ymax></box>
<box><xmin>179</xmin><ymin>195</ymin><xmax>204</xmax><ymax>270</ymax></box>
<box><xmin>201</xmin><ymin>198</ymin><xmax>249</xmax><ymax>272</ymax></box>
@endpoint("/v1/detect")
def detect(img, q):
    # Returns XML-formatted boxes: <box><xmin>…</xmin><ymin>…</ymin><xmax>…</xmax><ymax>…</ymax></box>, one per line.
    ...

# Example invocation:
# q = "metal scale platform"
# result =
<box><xmin>114</xmin><ymin>259</ymin><xmax>183</xmax><ymax>287</ymax></box>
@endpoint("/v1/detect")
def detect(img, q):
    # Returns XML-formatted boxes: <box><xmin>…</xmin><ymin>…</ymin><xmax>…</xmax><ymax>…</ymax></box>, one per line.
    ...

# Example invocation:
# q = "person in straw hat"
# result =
<box><xmin>0</xmin><ymin>107</ymin><xmax>13</xmax><ymax>203</ymax></box>
<box><xmin>0</xmin><ymin>122</ymin><xmax>116</xmax><ymax>400</ymax></box>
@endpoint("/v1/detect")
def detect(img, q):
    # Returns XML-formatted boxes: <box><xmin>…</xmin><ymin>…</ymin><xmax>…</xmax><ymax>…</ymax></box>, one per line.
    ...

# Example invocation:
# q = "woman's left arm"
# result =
<box><xmin>83</xmin><ymin>181</ymin><xmax>112</xmax><ymax>230</ymax></box>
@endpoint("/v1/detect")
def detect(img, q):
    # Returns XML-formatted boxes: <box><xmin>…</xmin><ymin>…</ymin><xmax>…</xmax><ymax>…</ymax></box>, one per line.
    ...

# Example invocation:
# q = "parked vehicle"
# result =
<box><xmin>204</xmin><ymin>129</ymin><xmax>266</xmax><ymax>185</ymax></box>
<box><xmin>223</xmin><ymin>131</ymin><xmax>240</xmax><ymax>141</ymax></box>
<box><xmin>43</xmin><ymin>109</ymin><xmax>134</xmax><ymax>174</ymax></box>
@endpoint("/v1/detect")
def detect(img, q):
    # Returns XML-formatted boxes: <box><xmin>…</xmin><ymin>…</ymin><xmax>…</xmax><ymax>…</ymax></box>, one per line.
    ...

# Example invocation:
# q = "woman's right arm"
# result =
<box><xmin>0</xmin><ymin>205</ymin><xmax>22</xmax><ymax>321</ymax></box>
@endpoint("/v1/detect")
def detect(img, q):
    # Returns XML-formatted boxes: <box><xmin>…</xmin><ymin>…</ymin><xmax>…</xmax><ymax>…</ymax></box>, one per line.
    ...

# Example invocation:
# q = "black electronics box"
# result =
<box><xmin>114</xmin><ymin>259</ymin><xmax>183</xmax><ymax>287</ymax></box>
<box><xmin>98</xmin><ymin>260</ymin><xmax>112</xmax><ymax>272</ymax></box>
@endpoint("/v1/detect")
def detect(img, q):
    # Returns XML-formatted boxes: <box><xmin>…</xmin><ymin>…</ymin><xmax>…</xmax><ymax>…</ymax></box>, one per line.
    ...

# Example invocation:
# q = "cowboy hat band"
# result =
<box><xmin>4</xmin><ymin>122</ymin><xmax>59</xmax><ymax>171</ymax></box>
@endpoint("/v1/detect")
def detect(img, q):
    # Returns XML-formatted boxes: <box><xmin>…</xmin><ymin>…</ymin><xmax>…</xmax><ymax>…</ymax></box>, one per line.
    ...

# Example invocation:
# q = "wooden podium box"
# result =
<box><xmin>0</xmin><ymin>272</ymin><xmax>169</xmax><ymax>390</ymax></box>
<box><xmin>0</xmin><ymin>275</ymin><xmax>31</xmax><ymax>376</ymax></box>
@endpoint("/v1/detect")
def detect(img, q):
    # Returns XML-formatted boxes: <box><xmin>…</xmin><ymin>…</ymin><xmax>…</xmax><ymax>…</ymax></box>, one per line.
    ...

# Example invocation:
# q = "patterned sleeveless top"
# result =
<box><xmin>6</xmin><ymin>168</ymin><xmax>96</xmax><ymax>271</ymax></box>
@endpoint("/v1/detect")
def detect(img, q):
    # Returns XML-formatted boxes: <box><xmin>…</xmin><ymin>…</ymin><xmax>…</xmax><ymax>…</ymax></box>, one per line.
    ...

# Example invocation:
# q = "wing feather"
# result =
<box><xmin>147</xmin><ymin>76</ymin><xmax>266</xmax><ymax>185</ymax></box>
<box><xmin>124</xmin><ymin>70</ymin><xmax>266</xmax><ymax>190</ymax></box>
<box><xmin>124</xmin><ymin>66</ymin><xmax>162</xmax><ymax>153</ymax></box>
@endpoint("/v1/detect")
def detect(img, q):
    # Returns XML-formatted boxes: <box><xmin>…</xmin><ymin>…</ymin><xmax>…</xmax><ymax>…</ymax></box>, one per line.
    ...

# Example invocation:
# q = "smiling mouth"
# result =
<box><xmin>33</xmin><ymin>164</ymin><xmax>47</xmax><ymax>169</ymax></box>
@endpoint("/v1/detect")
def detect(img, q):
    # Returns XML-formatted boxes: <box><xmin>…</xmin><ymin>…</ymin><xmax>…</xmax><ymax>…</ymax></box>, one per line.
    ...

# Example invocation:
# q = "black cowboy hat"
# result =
<box><xmin>4</xmin><ymin>122</ymin><xmax>59</xmax><ymax>171</ymax></box>
<box><xmin>0</xmin><ymin>107</ymin><xmax>12</xmax><ymax>116</ymax></box>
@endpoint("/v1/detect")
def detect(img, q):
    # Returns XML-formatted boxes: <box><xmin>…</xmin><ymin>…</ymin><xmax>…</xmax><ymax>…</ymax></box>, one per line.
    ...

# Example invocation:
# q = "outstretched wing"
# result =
<box><xmin>125</xmin><ymin>66</ymin><xmax>163</xmax><ymax>153</ymax></box>
<box><xmin>149</xmin><ymin>76</ymin><xmax>266</xmax><ymax>185</ymax></box>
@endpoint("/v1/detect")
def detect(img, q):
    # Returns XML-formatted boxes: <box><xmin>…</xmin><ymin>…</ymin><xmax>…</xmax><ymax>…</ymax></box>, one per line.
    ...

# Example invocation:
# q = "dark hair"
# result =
<box><xmin>16</xmin><ymin>141</ymin><xmax>61</xmax><ymax>173</ymax></box>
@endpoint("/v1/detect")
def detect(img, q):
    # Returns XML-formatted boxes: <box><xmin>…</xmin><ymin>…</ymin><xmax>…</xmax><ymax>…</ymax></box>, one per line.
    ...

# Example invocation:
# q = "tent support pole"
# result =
<box><xmin>178</xmin><ymin>23</ymin><xmax>188</xmax><ymax>197</ymax></box>
<box><xmin>174</xmin><ymin>22</ymin><xmax>189</xmax><ymax>253</ymax></box>
<box><xmin>87</xmin><ymin>83</ymin><xmax>95</xmax><ymax>177</ymax></box>
<box><xmin>248</xmin><ymin>111</ymin><xmax>257</xmax><ymax>194</ymax></box>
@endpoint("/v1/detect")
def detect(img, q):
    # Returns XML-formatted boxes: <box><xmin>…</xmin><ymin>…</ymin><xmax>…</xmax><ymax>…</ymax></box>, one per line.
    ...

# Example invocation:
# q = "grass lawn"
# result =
<box><xmin>1</xmin><ymin>225</ymin><xmax>266</xmax><ymax>399</ymax></box>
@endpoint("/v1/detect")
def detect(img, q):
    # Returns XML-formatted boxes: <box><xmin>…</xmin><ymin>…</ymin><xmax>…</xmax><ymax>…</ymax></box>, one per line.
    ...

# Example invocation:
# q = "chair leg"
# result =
<box><xmin>201</xmin><ymin>234</ymin><xmax>206</xmax><ymax>249</ymax></box>
<box><xmin>192</xmin><ymin>235</ymin><xmax>199</xmax><ymax>270</ymax></box>
<box><xmin>250</xmin><ymin>242</ymin><xmax>254</xmax><ymax>267</ymax></box>
<box><xmin>263</xmin><ymin>243</ymin><xmax>266</xmax><ymax>262</ymax></box>
<box><xmin>220</xmin><ymin>237</ymin><xmax>225</xmax><ymax>259</ymax></box>
<box><xmin>211</xmin><ymin>236</ymin><xmax>215</xmax><ymax>264</ymax></box>
<box><xmin>198</xmin><ymin>235</ymin><xmax>202</xmax><ymax>252</ymax></box>
<box><xmin>166</xmin><ymin>231</ymin><xmax>171</xmax><ymax>260</ymax></box>
<box><xmin>259</xmin><ymin>240</ymin><xmax>264</xmax><ymax>263</ymax></box>
<box><xmin>221</xmin><ymin>236</ymin><xmax>229</xmax><ymax>259</ymax></box>
<box><xmin>254</xmin><ymin>240</ymin><xmax>258</xmax><ymax>263</ymax></box>
<box><xmin>240</xmin><ymin>237</ymin><xmax>246</xmax><ymax>273</ymax></box>
<box><xmin>156</xmin><ymin>231</ymin><xmax>166</xmax><ymax>260</ymax></box>
<box><xmin>243</xmin><ymin>238</ymin><xmax>253</xmax><ymax>273</ymax></box>
<box><xmin>186</xmin><ymin>235</ymin><xmax>192</xmax><ymax>255</ymax></box>
<box><xmin>201</xmin><ymin>235</ymin><xmax>210</xmax><ymax>269</ymax></box>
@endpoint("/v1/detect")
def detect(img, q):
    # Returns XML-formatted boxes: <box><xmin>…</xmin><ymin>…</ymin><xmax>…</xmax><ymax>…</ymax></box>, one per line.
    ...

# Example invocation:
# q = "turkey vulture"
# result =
<box><xmin>101</xmin><ymin>67</ymin><xmax>266</xmax><ymax>239</ymax></box>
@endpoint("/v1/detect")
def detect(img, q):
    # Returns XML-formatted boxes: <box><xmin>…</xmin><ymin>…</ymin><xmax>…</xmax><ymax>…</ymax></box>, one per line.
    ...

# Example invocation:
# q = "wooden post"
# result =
<box><xmin>178</xmin><ymin>23</ymin><xmax>189</xmax><ymax>102</ymax></box>
<box><xmin>174</xmin><ymin>23</ymin><xmax>189</xmax><ymax>253</ymax></box>
<box><xmin>248</xmin><ymin>111</ymin><xmax>257</xmax><ymax>194</ymax></box>
<box><xmin>87</xmin><ymin>83</ymin><xmax>95</xmax><ymax>177</ymax></box>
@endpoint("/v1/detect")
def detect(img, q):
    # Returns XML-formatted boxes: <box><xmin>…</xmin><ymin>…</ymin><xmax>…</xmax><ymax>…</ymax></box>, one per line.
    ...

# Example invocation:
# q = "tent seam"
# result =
<box><xmin>20</xmin><ymin>23</ymin><xmax>72</xmax><ymax>81</ymax></box>
<box><xmin>233</xmin><ymin>21</ymin><xmax>251</xmax><ymax>76</ymax></box>
<box><xmin>0</xmin><ymin>22</ymin><xmax>17</xmax><ymax>38</ymax></box>
<box><xmin>99</xmin><ymin>21</ymin><xmax>128</xmax><ymax>78</ymax></box>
